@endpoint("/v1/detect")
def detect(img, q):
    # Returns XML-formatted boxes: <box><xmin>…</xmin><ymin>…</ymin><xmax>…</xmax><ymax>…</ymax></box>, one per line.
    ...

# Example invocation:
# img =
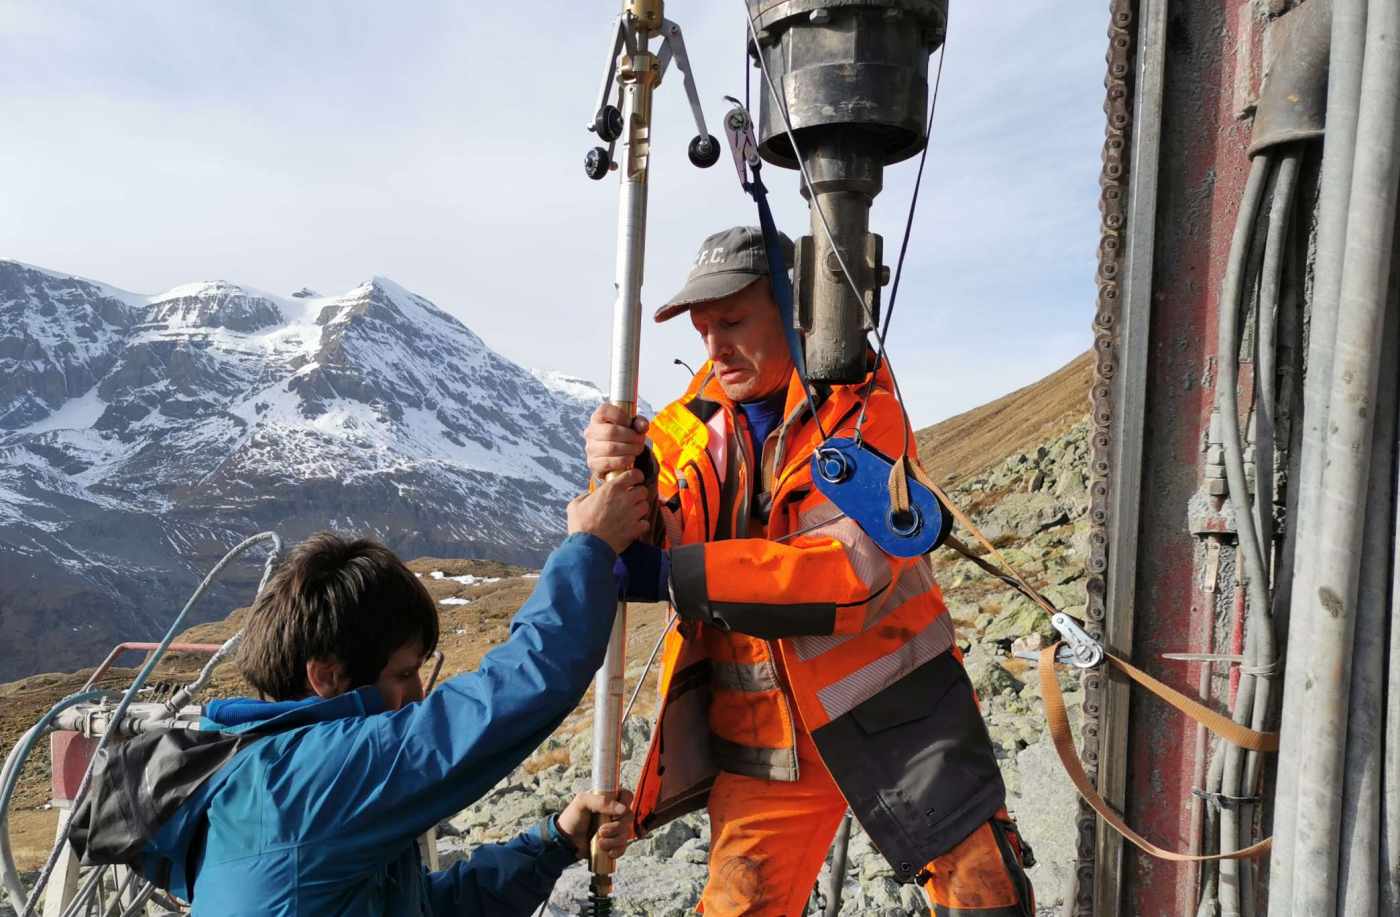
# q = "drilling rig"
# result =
<box><xmin>737</xmin><ymin>1</ymin><xmax>1398</xmax><ymax>916</ymax></box>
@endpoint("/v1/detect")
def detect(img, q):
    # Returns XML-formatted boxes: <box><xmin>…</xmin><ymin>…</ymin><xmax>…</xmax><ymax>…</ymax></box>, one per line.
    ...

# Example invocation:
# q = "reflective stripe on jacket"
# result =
<box><xmin>633</xmin><ymin>360</ymin><xmax>1006</xmax><ymax>882</ymax></box>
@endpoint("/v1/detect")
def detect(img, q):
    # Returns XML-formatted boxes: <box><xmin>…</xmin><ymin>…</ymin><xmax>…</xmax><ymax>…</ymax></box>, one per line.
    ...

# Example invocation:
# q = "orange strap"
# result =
<box><xmin>905</xmin><ymin>453</ymin><xmax>1278</xmax><ymax>861</ymax></box>
<box><xmin>1040</xmin><ymin>642</ymin><xmax>1274</xmax><ymax>861</ymax></box>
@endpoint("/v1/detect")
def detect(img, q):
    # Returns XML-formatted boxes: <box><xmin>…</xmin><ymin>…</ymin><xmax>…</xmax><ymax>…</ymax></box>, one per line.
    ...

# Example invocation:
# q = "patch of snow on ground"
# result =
<box><xmin>18</xmin><ymin>387</ymin><xmax>108</xmax><ymax>435</ymax></box>
<box><xmin>439</xmin><ymin>597</ymin><xmax>471</xmax><ymax>606</ymax></box>
<box><xmin>530</xmin><ymin>370</ymin><xmax>606</xmax><ymax>404</ymax></box>
<box><xmin>428</xmin><ymin>572</ymin><xmax>502</xmax><ymax>586</ymax></box>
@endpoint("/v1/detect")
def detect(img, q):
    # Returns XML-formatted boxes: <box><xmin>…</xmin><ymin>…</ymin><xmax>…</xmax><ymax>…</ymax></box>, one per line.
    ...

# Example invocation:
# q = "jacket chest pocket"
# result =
<box><xmin>676</xmin><ymin>462</ymin><xmax>715</xmax><ymax>543</ymax></box>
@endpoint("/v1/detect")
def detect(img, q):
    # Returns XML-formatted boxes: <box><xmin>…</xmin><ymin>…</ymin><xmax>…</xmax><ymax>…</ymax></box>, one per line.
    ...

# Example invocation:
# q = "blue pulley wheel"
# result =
<box><xmin>809</xmin><ymin>437</ymin><xmax>947</xmax><ymax>558</ymax></box>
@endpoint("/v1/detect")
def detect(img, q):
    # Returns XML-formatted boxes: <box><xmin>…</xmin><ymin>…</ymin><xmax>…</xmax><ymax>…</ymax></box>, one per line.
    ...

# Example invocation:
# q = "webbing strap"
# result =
<box><xmin>1040</xmin><ymin>643</ymin><xmax>1273</xmax><ymax>861</ymax></box>
<box><xmin>912</xmin><ymin>455</ymin><xmax>1278</xmax><ymax>861</ymax></box>
<box><xmin>747</xmin><ymin>167</ymin><xmax>808</xmax><ymax>381</ymax></box>
<box><xmin>888</xmin><ymin>455</ymin><xmax>913</xmax><ymax>515</ymax></box>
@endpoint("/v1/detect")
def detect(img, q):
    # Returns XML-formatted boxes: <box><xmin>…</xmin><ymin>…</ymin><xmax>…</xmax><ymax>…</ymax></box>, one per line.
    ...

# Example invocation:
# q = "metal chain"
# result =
<box><xmin>1074</xmin><ymin>2</ymin><xmax>1136</xmax><ymax>914</ymax></box>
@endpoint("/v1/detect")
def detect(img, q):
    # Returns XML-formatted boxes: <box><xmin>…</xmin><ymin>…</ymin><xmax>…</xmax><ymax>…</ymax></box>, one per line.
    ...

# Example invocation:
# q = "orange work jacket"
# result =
<box><xmin>631</xmin><ymin>358</ymin><xmax>1006</xmax><ymax>881</ymax></box>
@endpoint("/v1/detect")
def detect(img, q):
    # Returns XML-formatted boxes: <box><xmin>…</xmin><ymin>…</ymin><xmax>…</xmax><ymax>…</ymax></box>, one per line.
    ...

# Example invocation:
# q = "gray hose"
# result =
<box><xmin>1384</xmin><ymin>381</ymin><xmax>1400</xmax><ymax>917</ymax></box>
<box><xmin>1196</xmin><ymin>736</ymin><xmax>1229</xmax><ymax>917</ymax></box>
<box><xmin>0</xmin><ymin>724</ymin><xmax>43</xmax><ymax>911</ymax></box>
<box><xmin>1254</xmin><ymin>151</ymin><xmax>1302</xmax><ymax>575</ymax></box>
<box><xmin>1232</xmin><ymin>149</ymin><xmax>1303</xmax><ymax>917</ymax></box>
<box><xmin>1269</xmin><ymin>1</ymin><xmax>1370</xmax><ymax>909</ymax></box>
<box><xmin>163</xmin><ymin>534</ymin><xmax>278</xmax><ymax>714</ymax></box>
<box><xmin>56</xmin><ymin>865</ymin><xmax>106</xmax><ymax>917</ymax></box>
<box><xmin>1213</xmin><ymin>153</ymin><xmax>1274</xmax><ymax>917</ymax></box>
<box><xmin>1290</xmin><ymin>0</ymin><xmax>1400</xmax><ymax>909</ymax></box>
<box><xmin>1336</xmin><ymin>287</ymin><xmax>1396</xmax><ymax>917</ymax></box>
<box><xmin>19</xmin><ymin>532</ymin><xmax>281</xmax><ymax>916</ymax></box>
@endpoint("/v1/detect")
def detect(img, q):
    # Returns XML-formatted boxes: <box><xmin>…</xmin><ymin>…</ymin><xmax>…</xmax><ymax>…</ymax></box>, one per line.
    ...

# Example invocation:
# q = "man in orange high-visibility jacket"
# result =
<box><xmin>587</xmin><ymin>226</ymin><xmax>1035</xmax><ymax>916</ymax></box>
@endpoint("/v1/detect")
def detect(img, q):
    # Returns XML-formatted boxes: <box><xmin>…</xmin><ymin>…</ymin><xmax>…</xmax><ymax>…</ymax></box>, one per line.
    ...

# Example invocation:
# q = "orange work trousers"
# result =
<box><xmin>700</xmin><ymin>730</ymin><xmax>1034</xmax><ymax>916</ymax></box>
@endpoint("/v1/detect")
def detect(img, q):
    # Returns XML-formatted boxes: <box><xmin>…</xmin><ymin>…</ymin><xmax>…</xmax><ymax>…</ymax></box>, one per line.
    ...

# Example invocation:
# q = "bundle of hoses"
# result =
<box><xmin>1187</xmin><ymin>0</ymin><xmax>1400</xmax><ymax>914</ymax></box>
<box><xmin>1263</xmin><ymin>1</ymin><xmax>1400</xmax><ymax>915</ymax></box>
<box><xmin>0</xmin><ymin>532</ymin><xmax>280</xmax><ymax>917</ymax></box>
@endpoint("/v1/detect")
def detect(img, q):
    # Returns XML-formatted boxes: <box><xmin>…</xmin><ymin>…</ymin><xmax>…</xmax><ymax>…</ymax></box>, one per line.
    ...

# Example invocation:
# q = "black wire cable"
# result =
<box><xmin>853</xmin><ymin>38</ymin><xmax>948</xmax><ymax>450</ymax></box>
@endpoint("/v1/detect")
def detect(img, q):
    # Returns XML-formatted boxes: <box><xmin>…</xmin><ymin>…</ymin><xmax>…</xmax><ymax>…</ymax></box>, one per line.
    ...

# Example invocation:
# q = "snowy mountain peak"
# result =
<box><xmin>143</xmin><ymin>281</ymin><xmax>285</xmax><ymax>334</ymax></box>
<box><xmin>0</xmin><ymin>259</ymin><xmax>611</xmax><ymax>680</ymax></box>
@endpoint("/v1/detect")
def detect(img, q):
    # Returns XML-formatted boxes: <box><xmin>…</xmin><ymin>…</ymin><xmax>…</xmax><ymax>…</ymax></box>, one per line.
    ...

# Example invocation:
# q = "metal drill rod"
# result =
<box><xmin>590</xmin><ymin>1</ymin><xmax>661</xmax><ymax>904</ymax></box>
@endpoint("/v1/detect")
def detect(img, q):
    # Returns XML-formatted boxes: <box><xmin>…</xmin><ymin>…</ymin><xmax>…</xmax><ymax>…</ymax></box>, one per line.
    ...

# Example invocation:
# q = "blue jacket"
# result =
<box><xmin>141</xmin><ymin>533</ymin><xmax>618</xmax><ymax>916</ymax></box>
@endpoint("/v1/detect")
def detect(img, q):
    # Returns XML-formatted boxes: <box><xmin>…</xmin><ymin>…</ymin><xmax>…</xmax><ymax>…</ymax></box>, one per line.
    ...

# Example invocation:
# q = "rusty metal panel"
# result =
<box><xmin>1108</xmin><ymin>1</ymin><xmax>1267</xmax><ymax>914</ymax></box>
<box><xmin>49</xmin><ymin>731</ymin><xmax>99</xmax><ymax>804</ymax></box>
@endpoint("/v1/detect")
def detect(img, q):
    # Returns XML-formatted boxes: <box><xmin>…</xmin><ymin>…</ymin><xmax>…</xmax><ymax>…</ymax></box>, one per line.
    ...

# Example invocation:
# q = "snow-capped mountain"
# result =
<box><xmin>0</xmin><ymin>260</ymin><xmax>614</xmax><ymax>680</ymax></box>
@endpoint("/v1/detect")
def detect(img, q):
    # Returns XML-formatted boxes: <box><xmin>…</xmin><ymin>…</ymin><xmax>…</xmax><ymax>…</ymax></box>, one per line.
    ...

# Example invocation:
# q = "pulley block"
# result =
<box><xmin>811</xmin><ymin>437</ymin><xmax>947</xmax><ymax>557</ymax></box>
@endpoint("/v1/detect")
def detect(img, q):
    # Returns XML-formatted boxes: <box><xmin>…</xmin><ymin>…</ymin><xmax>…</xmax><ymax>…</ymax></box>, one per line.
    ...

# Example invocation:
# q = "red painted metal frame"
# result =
<box><xmin>53</xmin><ymin>642</ymin><xmax>221</xmax><ymax>802</ymax></box>
<box><xmin>1120</xmin><ymin>2</ymin><xmax>1266</xmax><ymax>913</ymax></box>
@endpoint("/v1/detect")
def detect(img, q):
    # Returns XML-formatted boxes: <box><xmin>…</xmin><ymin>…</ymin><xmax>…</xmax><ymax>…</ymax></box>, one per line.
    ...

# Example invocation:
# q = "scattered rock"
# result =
<box><xmin>976</xmin><ymin>493</ymin><xmax>1073</xmax><ymax>543</ymax></box>
<box><xmin>648</xmin><ymin>818</ymin><xmax>699</xmax><ymax>859</ymax></box>
<box><xmin>982</xmin><ymin>595</ymin><xmax>1055</xmax><ymax>643</ymax></box>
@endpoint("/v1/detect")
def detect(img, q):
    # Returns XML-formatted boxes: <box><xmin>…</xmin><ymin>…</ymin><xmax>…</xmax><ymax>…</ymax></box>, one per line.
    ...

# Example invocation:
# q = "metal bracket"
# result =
<box><xmin>721</xmin><ymin>99</ymin><xmax>761</xmax><ymax>187</ymax></box>
<box><xmin>1053</xmin><ymin>612</ymin><xmax>1105</xmax><ymax>669</ymax></box>
<box><xmin>657</xmin><ymin>19</ymin><xmax>711</xmax><ymax>145</ymax></box>
<box><xmin>586</xmin><ymin>16</ymin><xmax>626</xmax><ymax>133</ymax></box>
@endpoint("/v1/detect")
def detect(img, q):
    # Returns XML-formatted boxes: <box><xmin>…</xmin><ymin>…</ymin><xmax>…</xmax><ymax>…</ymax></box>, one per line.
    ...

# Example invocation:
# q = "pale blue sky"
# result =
<box><xmin>0</xmin><ymin>2</ymin><xmax>1105</xmax><ymax>427</ymax></box>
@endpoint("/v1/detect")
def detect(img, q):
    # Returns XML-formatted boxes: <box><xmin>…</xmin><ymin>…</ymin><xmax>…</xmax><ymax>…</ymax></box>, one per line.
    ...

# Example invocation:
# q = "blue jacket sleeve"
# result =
<box><xmin>425</xmin><ymin>818</ymin><xmax>578</xmax><ymax>916</ymax></box>
<box><xmin>292</xmin><ymin>533</ymin><xmax>618</xmax><ymax>856</ymax></box>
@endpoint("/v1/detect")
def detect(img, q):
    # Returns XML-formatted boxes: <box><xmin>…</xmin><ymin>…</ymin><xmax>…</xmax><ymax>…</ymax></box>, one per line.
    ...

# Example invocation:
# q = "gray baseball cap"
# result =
<box><xmin>654</xmin><ymin>225</ymin><xmax>795</xmax><ymax>323</ymax></box>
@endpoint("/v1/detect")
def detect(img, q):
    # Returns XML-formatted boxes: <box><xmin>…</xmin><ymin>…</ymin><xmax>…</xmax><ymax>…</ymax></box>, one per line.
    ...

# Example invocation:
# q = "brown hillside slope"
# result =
<box><xmin>915</xmin><ymin>351</ymin><xmax>1094</xmax><ymax>487</ymax></box>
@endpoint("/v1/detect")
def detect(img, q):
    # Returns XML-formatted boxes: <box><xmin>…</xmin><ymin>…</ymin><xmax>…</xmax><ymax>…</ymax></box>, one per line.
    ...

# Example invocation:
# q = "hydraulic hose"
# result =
<box><xmin>1254</xmin><ymin>151</ymin><xmax>1303</xmax><ymax>577</ymax></box>
<box><xmin>1269</xmin><ymin>1</ymin><xmax>1369</xmax><ymax>907</ymax></box>
<box><xmin>0</xmin><ymin>724</ymin><xmax>44</xmax><ymax>911</ymax></box>
<box><xmin>1231</xmin><ymin>148</ymin><xmax>1302</xmax><ymax>917</ymax></box>
<box><xmin>0</xmin><ymin>694</ymin><xmax>111</xmax><ymax>914</ymax></box>
<box><xmin>14</xmin><ymin>532</ymin><xmax>280</xmax><ymax>916</ymax></box>
<box><xmin>1290</xmin><ymin>0</ymin><xmax>1400</xmax><ymax>909</ymax></box>
<box><xmin>1195</xmin><ymin>736</ymin><xmax>1229</xmax><ymax>917</ymax></box>
<box><xmin>1212</xmin><ymin>152</ymin><xmax>1275</xmax><ymax>917</ymax></box>
<box><xmin>1384</xmin><ymin>390</ymin><xmax>1400</xmax><ymax>917</ymax></box>
<box><xmin>1336</xmin><ymin>289</ymin><xmax>1397</xmax><ymax>917</ymax></box>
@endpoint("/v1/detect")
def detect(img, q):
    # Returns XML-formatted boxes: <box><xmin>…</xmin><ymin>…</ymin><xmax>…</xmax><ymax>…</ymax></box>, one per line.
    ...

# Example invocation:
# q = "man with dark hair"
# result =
<box><xmin>93</xmin><ymin>472</ymin><xmax>651</xmax><ymax>915</ymax></box>
<box><xmin>236</xmin><ymin>532</ymin><xmax>445</xmax><ymax>708</ymax></box>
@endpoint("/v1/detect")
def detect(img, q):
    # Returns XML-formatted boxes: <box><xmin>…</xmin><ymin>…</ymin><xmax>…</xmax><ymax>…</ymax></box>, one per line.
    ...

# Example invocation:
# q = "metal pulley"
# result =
<box><xmin>811</xmin><ymin>436</ymin><xmax>947</xmax><ymax>557</ymax></box>
<box><xmin>582</xmin><ymin>2</ymin><xmax>719</xmax><ymax>183</ymax></box>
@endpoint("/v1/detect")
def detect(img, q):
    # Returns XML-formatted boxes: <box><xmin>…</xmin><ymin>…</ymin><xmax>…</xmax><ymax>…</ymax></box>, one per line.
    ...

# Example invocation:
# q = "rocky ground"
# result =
<box><xmin>3</xmin><ymin>363</ymin><xmax>1097</xmax><ymax>916</ymax></box>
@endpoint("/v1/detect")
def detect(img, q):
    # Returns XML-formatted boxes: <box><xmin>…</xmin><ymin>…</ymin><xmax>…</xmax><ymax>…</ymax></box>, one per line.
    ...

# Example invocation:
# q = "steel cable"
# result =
<box><xmin>740</xmin><ymin>3</ymin><xmax>946</xmax><ymax>462</ymax></box>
